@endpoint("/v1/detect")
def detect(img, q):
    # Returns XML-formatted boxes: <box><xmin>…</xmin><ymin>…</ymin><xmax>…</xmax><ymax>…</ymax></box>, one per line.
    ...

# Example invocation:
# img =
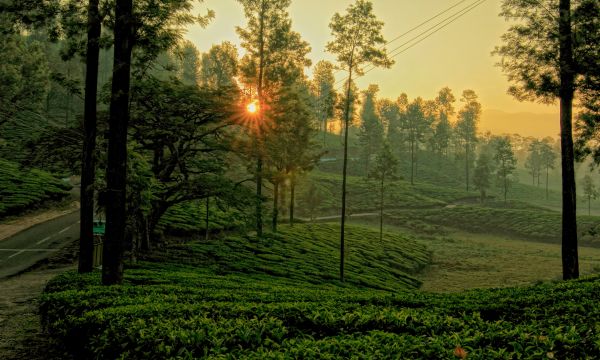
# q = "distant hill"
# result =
<box><xmin>480</xmin><ymin>109</ymin><xmax>559</xmax><ymax>138</ymax></box>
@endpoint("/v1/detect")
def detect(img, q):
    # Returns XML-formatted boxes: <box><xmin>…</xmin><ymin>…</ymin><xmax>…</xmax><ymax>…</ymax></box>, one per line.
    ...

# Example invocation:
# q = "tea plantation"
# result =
<box><xmin>41</xmin><ymin>223</ymin><xmax>600</xmax><ymax>359</ymax></box>
<box><xmin>0</xmin><ymin>159</ymin><xmax>72</xmax><ymax>219</ymax></box>
<box><xmin>386</xmin><ymin>206</ymin><xmax>600</xmax><ymax>246</ymax></box>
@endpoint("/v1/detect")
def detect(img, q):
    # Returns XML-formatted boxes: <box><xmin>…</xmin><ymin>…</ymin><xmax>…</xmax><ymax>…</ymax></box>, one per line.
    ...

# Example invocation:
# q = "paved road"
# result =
<box><xmin>0</xmin><ymin>211</ymin><xmax>79</xmax><ymax>278</ymax></box>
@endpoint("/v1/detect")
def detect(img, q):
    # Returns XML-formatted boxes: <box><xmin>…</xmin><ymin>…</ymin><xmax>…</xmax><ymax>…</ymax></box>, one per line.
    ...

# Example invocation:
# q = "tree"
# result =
<box><xmin>493</xmin><ymin>136</ymin><xmax>517</xmax><ymax>204</ymax></box>
<box><xmin>473</xmin><ymin>153</ymin><xmax>493</xmax><ymax>203</ymax></box>
<box><xmin>103</xmin><ymin>0</ymin><xmax>134</xmax><ymax>285</ymax></box>
<box><xmin>264</xmin><ymin>82</ymin><xmax>320</xmax><ymax>231</ymax></box>
<box><xmin>310</xmin><ymin>60</ymin><xmax>336</xmax><ymax>144</ymax></box>
<box><xmin>358</xmin><ymin>84</ymin><xmax>384</xmax><ymax>175</ymax></box>
<box><xmin>129</xmin><ymin>78</ymin><xmax>246</xmax><ymax>243</ymax></box>
<box><xmin>176</xmin><ymin>40</ymin><xmax>201</xmax><ymax>86</ymax></box>
<box><xmin>493</xmin><ymin>0</ymin><xmax>600</xmax><ymax>279</ymax></box>
<box><xmin>237</xmin><ymin>0</ymin><xmax>311</xmax><ymax>237</ymax></box>
<box><xmin>405</xmin><ymin>97</ymin><xmax>429</xmax><ymax>184</ymax></box>
<box><xmin>326</xmin><ymin>0</ymin><xmax>393</xmax><ymax>281</ymax></box>
<box><xmin>369</xmin><ymin>142</ymin><xmax>398</xmax><ymax>243</ymax></box>
<box><xmin>79</xmin><ymin>0</ymin><xmax>102</xmax><ymax>273</ymax></box>
<box><xmin>582</xmin><ymin>174</ymin><xmax>597</xmax><ymax>216</ymax></box>
<box><xmin>455</xmin><ymin>90</ymin><xmax>481</xmax><ymax>191</ymax></box>
<box><xmin>387</xmin><ymin>93</ymin><xmax>409</xmax><ymax>158</ymax></box>
<box><xmin>299</xmin><ymin>182</ymin><xmax>324</xmax><ymax>221</ymax></box>
<box><xmin>200</xmin><ymin>41</ymin><xmax>239</xmax><ymax>89</ymax></box>
<box><xmin>432</xmin><ymin>87</ymin><xmax>456</xmax><ymax>157</ymax></box>
<box><xmin>525</xmin><ymin>140</ymin><xmax>543</xmax><ymax>186</ymax></box>
<box><xmin>540</xmin><ymin>139</ymin><xmax>557</xmax><ymax>199</ymax></box>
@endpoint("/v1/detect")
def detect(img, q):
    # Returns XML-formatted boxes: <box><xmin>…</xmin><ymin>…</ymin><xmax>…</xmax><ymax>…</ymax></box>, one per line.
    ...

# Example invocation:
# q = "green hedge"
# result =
<box><xmin>41</xmin><ymin>266</ymin><xmax>600</xmax><ymax>359</ymax></box>
<box><xmin>0</xmin><ymin>159</ymin><xmax>71</xmax><ymax>218</ymax></box>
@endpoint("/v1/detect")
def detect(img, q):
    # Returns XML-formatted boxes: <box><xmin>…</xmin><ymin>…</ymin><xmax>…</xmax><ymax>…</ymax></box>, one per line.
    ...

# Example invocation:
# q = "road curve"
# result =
<box><xmin>0</xmin><ymin>211</ymin><xmax>79</xmax><ymax>278</ymax></box>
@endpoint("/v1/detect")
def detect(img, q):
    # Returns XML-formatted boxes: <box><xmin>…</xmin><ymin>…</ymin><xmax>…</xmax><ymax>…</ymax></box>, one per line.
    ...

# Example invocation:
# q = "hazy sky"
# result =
<box><xmin>186</xmin><ymin>0</ymin><xmax>560</xmax><ymax>123</ymax></box>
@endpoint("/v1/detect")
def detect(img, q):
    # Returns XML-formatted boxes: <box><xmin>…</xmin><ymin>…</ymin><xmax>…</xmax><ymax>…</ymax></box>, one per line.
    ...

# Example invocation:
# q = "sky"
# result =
<box><xmin>186</xmin><ymin>0</ymin><xmax>561</xmax><ymax>138</ymax></box>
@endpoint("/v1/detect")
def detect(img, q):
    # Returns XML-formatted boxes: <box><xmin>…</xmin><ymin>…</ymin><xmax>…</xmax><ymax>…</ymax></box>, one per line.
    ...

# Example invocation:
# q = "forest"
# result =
<box><xmin>0</xmin><ymin>0</ymin><xmax>599</xmax><ymax>358</ymax></box>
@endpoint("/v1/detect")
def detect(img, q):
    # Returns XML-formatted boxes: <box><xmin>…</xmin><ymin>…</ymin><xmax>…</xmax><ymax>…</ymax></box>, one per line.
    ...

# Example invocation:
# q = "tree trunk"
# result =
<box><xmin>79</xmin><ymin>0</ymin><xmax>101</xmax><ymax>274</ymax></box>
<box><xmin>102</xmin><ymin>0</ymin><xmax>133</xmax><ymax>285</ymax></box>
<box><xmin>205</xmin><ymin>197</ymin><xmax>210</xmax><ymax>240</ymax></box>
<box><xmin>589</xmin><ymin>195</ymin><xmax>591</xmax><ymax>216</ymax></box>
<box><xmin>272</xmin><ymin>181</ymin><xmax>279</xmax><ymax>232</ymax></box>
<box><xmin>340</xmin><ymin>61</ymin><xmax>354</xmax><ymax>283</ymax></box>
<box><xmin>559</xmin><ymin>0</ymin><xmax>579</xmax><ymax>280</ymax></box>
<box><xmin>546</xmin><ymin>165</ymin><xmax>550</xmax><ymax>200</ymax></box>
<box><xmin>410</xmin><ymin>139</ymin><xmax>415</xmax><ymax>185</ymax></box>
<box><xmin>289</xmin><ymin>180</ymin><xmax>295</xmax><ymax>226</ymax></box>
<box><xmin>465</xmin><ymin>143</ymin><xmax>469</xmax><ymax>191</ymax></box>
<box><xmin>379</xmin><ymin>176</ymin><xmax>384</xmax><ymax>244</ymax></box>
<box><xmin>255</xmin><ymin>1</ymin><xmax>266</xmax><ymax>238</ymax></box>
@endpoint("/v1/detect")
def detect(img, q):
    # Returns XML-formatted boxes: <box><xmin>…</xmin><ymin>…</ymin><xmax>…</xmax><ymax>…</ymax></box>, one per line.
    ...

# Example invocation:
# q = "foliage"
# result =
<box><xmin>358</xmin><ymin>84</ymin><xmax>384</xmax><ymax>173</ymax></box>
<box><xmin>200</xmin><ymin>41</ymin><xmax>239</xmax><ymax>89</ymax></box>
<box><xmin>41</xmin><ymin>238</ymin><xmax>600</xmax><ymax>358</ymax></box>
<box><xmin>493</xmin><ymin>0</ymin><xmax>598</xmax><ymax>103</ymax></box>
<box><xmin>0</xmin><ymin>159</ymin><xmax>72</xmax><ymax>218</ymax></box>
<box><xmin>128</xmin><ymin>77</ymin><xmax>246</xmax><ymax>239</ymax></box>
<box><xmin>473</xmin><ymin>153</ymin><xmax>493</xmax><ymax>202</ymax></box>
<box><xmin>494</xmin><ymin>136</ymin><xmax>517</xmax><ymax>202</ymax></box>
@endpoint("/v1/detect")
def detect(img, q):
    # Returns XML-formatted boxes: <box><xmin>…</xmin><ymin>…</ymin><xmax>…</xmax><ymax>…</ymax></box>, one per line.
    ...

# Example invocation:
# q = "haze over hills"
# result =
<box><xmin>480</xmin><ymin>109</ymin><xmax>560</xmax><ymax>139</ymax></box>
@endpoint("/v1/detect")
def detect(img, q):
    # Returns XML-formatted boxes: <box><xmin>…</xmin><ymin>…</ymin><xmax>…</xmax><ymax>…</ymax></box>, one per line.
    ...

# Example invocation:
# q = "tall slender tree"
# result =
<box><xmin>237</xmin><ymin>0</ymin><xmax>311</xmax><ymax>237</ymax></box>
<box><xmin>326</xmin><ymin>0</ymin><xmax>393</xmax><ymax>282</ymax></box>
<box><xmin>494</xmin><ymin>136</ymin><xmax>517</xmax><ymax>204</ymax></box>
<box><xmin>455</xmin><ymin>90</ymin><xmax>481</xmax><ymax>191</ymax></box>
<box><xmin>102</xmin><ymin>0</ymin><xmax>134</xmax><ymax>285</ymax></box>
<box><xmin>310</xmin><ymin>60</ymin><xmax>337</xmax><ymax>144</ymax></box>
<box><xmin>79</xmin><ymin>0</ymin><xmax>101</xmax><ymax>273</ymax></box>
<box><xmin>369</xmin><ymin>142</ymin><xmax>398</xmax><ymax>243</ymax></box>
<box><xmin>358</xmin><ymin>84</ymin><xmax>384</xmax><ymax>175</ymax></box>
<box><xmin>493</xmin><ymin>0</ymin><xmax>600</xmax><ymax>279</ymax></box>
<box><xmin>582</xmin><ymin>174</ymin><xmax>597</xmax><ymax>216</ymax></box>
<box><xmin>540</xmin><ymin>139</ymin><xmax>557</xmax><ymax>199</ymax></box>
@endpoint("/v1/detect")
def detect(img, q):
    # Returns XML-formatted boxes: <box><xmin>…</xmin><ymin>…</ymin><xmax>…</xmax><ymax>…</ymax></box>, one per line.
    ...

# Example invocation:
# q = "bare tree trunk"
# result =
<box><xmin>289</xmin><ymin>180</ymin><xmax>295</xmax><ymax>226</ymax></box>
<box><xmin>340</xmin><ymin>59</ymin><xmax>354</xmax><ymax>283</ymax></box>
<box><xmin>410</xmin><ymin>139</ymin><xmax>415</xmax><ymax>185</ymax></box>
<box><xmin>559</xmin><ymin>0</ymin><xmax>579</xmax><ymax>280</ymax></box>
<box><xmin>546</xmin><ymin>165</ymin><xmax>550</xmax><ymax>200</ymax></box>
<box><xmin>379</xmin><ymin>176</ymin><xmax>384</xmax><ymax>243</ymax></box>
<box><xmin>255</xmin><ymin>1</ymin><xmax>266</xmax><ymax>238</ymax></box>
<box><xmin>205</xmin><ymin>197</ymin><xmax>210</xmax><ymax>240</ymax></box>
<box><xmin>102</xmin><ymin>0</ymin><xmax>133</xmax><ymax>286</ymax></box>
<box><xmin>465</xmin><ymin>142</ymin><xmax>469</xmax><ymax>191</ymax></box>
<box><xmin>272</xmin><ymin>182</ymin><xmax>278</xmax><ymax>232</ymax></box>
<box><xmin>79</xmin><ymin>0</ymin><xmax>101</xmax><ymax>274</ymax></box>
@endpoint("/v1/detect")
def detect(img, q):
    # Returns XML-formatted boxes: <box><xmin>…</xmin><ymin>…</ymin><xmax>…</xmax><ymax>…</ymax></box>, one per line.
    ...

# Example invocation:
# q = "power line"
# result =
<box><xmin>334</xmin><ymin>0</ymin><xmax>488</xmax><ymax>92</ymax></box>
<box><xmin>330</xmin><ymin>0</ymin><xmax>472</xmax><ymax>76</ymax></box>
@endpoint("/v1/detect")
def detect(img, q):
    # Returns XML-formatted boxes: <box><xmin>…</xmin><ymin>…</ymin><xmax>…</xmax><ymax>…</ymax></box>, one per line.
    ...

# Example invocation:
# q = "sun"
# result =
<box><xmin>246</xmin><ymin>101</ymin><xmax>258</xmax><ymax>114</ymax></box>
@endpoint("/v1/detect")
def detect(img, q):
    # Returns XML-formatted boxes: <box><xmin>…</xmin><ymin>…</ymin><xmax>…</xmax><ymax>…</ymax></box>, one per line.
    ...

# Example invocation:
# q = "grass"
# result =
<box><xmin>0</xmin><ymin>159</ymin><xmax>72</xmax><ymax>219</ymax></box>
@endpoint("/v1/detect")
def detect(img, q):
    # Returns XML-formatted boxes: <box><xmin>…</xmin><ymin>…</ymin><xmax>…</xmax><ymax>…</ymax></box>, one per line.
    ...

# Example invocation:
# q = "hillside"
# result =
<box><xmin>0</xmin><ymin>159</ymin><xmax>72</xmax><ymax>219</ymax></box>
<box><xmin>41</xmin><ymin>222</ymin><xmax>600</xmax><ymax>358</ymax></box>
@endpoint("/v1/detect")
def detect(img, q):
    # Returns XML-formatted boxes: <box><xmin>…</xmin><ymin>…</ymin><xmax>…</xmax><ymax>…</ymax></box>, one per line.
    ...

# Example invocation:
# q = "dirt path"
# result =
<box><xmin>0</xmin><ymin>265</ymin><xmax>75</xmax><ymax>360</ymax></box>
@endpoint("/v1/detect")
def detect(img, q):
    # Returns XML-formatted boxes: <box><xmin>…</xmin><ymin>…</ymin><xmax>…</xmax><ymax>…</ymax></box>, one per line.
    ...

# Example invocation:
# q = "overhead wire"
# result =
<box><xmin>333</xmin><ymin>0</ymin><xmax>489</xmax><ymax>92</ymax></box>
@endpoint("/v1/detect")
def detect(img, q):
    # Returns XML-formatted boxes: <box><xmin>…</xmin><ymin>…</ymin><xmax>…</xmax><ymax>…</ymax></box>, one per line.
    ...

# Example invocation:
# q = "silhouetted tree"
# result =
<box><xmin>494</xmin><ymin>0</ymin><xmax>599</xmax><ymax>279</ymax></box>
<box><xmin>326</xmin><ymin>0</ymin><xmax>393</xmax><ymax>282</ymax></box>
<box><xmin>494</xmin><ymin>136</ymin><xmax>517</xmax><ymax>204</ymax></box>
<box><xmin>369</xmin><ymin>142</ymin><xmax>398</xmax><ymax>243</ymax></box>
<box><xmin>582</xmin><ymin>174</ymin><xmax>597</xmax><ymax>216</ymax></box>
